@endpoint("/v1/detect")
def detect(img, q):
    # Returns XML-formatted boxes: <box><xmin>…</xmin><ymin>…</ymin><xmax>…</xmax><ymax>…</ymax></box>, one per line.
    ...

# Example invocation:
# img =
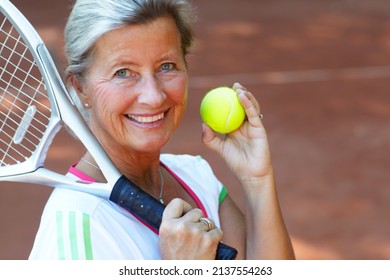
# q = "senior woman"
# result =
<box><xmin>29</xmin><ymin>0</ymin><xmax>295</xmax><ymax>260</ymax></box>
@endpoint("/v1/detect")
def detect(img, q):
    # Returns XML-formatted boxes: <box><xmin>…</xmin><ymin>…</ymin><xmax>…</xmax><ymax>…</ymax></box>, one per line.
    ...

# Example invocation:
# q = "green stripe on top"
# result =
<box><xmin>56</xmin><ymin>211</ymin><xmax>93</xmax><ymax>260</ymax></box>
<box><xmin>68</xmin><ymin>212</ymin><xmax>79</xmax><ymax>260</ymax></box>
<box><xmin>219</xmin><ymin>186</ymin><xmax>228</xmax><ymax>204</ymax></box>
<box><xmin>82</xmin><ymin>213</ymin><xmax>93</xmax><ymax>260</ymax></box>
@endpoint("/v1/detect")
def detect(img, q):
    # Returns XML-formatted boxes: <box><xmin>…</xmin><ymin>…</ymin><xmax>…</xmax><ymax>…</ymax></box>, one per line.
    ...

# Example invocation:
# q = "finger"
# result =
<box><xmin>208</xmin><ymin>227</ymin><xmax>224</xmax><ymax>242</ymax></box>
<box><xmin>198</xmin><ymin>217</ymin><xmax>216</xmax><ymax>232</ymax></box>
<box><xmin>232</xmin><ymin>82</ymin><xmax>245</xmax><ymax>91</ymax></box>
<box><xmin>182</xmin><ymin>208</ymin><xmax>205</xmax><ymax>223</ymax></box>
<box><xmin>203</xmin><ymin>227</ymin><xmax>224</xmax><ymax>252</ymax></box>
<box><xmin>162</xmin><ymin>198</ymin><xmax>192</xmax><ymax>220</ymax></box>
<box><xmin>237</xmin><ymin>88</ymin><xmax>263</xmax><ymax>126</ymax></box>
<box><xmin>201</xmin><ymin>123</ymin><xmax>223</xmax><ymax>153</ymax></box>
<box><xmin>234</xmin><ymin>82</ymin><xmax>259</xmax><ymax>105</ymax></box>
<box><xmin>233</xmin><ymin>82</ymin><xmax>261</xmax><ymax>115</ymax></box>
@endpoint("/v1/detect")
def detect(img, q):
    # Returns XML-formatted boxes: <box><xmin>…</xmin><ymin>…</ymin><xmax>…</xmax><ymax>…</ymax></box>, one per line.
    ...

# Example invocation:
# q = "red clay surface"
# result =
<box><xmin>1</xmin><ymin>0</ymin><xmax>390</xmax><ymax>259</ymax></box>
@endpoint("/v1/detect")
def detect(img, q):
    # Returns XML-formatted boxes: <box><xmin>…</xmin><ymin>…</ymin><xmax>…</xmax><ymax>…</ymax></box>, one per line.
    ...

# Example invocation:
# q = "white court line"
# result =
<box><xmin>189</xmin><ymin>65</ymin><xmax>390</xmax><ymax>88</ymax></box>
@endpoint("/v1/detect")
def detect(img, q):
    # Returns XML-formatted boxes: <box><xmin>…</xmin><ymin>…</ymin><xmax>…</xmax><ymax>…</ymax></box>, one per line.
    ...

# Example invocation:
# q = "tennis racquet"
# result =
<box><xmin>0</xmin><ymin>0</ymin><xmax>237</xmax><ymax>260</ymax></box>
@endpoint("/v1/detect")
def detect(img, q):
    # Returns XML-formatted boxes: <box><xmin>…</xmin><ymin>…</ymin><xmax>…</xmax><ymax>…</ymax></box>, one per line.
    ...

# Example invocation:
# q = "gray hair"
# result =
<box><xmin>64</xmin><ymin>0</ymin><xmax>196</xmax><ymax>121</ymax></box>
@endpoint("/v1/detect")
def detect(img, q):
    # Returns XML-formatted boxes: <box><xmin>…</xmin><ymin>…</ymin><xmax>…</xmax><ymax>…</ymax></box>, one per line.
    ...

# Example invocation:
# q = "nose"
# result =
<box><xmin>137</xmin><ymin>75</ymin><xmax>166</xmax><ymax>108</ymax></box>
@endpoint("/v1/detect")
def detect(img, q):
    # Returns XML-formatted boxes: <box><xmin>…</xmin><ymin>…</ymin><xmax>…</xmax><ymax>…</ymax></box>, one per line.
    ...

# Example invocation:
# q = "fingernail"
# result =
<box><xmin>236</xmin><ymin>88</ymin><xmax>244</xmax><ymax>95</ymax></box>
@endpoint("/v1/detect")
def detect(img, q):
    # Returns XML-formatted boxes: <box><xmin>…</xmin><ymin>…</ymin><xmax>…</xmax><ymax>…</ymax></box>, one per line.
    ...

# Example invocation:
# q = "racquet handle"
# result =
<box><xmin>110</xmin><ymin>175</ymin><xmax>238</xmax><ymax>260</ymax></box>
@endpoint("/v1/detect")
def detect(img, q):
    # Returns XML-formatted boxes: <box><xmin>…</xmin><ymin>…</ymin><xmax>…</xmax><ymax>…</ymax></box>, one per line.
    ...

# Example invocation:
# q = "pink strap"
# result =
<box><xmin>69</xmin><ymin>165</ymin><xmax>97</xmax><ymax>182</ymax></box>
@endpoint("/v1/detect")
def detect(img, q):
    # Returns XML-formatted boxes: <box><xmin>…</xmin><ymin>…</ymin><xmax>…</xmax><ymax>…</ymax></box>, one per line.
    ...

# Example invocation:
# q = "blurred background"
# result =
<box><xmin>1</xmin><ymin>0</ymin><xmax>390</xmax><ymax>259</ymax></box>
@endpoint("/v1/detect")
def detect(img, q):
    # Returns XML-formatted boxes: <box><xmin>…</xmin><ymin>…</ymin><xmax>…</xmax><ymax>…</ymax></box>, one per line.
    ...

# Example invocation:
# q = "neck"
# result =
<box><xmin>76</xmin><ymin>152</ymin><xmax>164</xmax><ymax>200</ymax></box>
<box><xmin>76</xmin><ymin>157</ymin><xmax>105</xmax><ymax>183</ymax></box>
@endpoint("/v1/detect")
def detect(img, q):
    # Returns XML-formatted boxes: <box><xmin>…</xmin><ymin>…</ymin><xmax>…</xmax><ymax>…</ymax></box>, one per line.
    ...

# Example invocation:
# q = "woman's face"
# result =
<box><xmin>79</xmin><ymin>17</ymin><xmax>188</xmax><ymax>154</ymax></box>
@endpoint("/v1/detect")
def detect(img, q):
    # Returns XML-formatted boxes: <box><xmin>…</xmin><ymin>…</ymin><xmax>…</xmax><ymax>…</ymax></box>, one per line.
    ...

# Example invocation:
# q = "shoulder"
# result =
<box><xmin>160</xmin><ymin>153</ymin><xmax>202</xmax><ymax>164</ymax></box>
<box><xmin>160</xmin><ymin>153</ymin><xmax>223</xmax><ymax>191</ymax></box>
<box><xmin>161</xmin><ymin>153</ymin><xmax>227</xmax><ymax>213</ymax></box>
<box><xmin>160</xmin><ymin>154</ymin><xmax>214</xmax><ymax>174</ymax></box>
<box><xmin>43</xmin><ymin>188</ymin><xmax>105</xmax><ymax>214</ymax></box>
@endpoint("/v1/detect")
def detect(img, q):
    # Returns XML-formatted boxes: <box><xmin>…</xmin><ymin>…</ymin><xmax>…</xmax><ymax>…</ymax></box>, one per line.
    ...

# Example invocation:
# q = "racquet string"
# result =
<box><xmin>0</xmin><ymin>15</ymin><xmax>51</xmax><ymax>167</ymax></box>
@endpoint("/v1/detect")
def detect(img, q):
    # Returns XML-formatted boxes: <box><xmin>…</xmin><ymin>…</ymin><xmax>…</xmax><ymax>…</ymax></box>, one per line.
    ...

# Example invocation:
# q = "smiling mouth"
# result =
<box><xmin>127</xmin><ymin>112</ymin><xmax>165</xmax><ymax>124</ymax></box>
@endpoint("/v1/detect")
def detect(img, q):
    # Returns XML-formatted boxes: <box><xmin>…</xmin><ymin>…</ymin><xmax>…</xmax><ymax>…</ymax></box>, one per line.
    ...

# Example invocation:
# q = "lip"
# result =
<box><xmin>126</xmin><ymin>109</ymin><xmax>169</xmax><ymax>127</ymax></box>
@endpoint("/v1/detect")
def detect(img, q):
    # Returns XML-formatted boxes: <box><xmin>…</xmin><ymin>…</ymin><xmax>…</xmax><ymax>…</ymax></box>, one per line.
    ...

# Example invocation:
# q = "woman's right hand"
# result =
<box><xmin>158</xmin><ymin>198</ymin><xmax>223</xmax><ymax>259</ymax></box>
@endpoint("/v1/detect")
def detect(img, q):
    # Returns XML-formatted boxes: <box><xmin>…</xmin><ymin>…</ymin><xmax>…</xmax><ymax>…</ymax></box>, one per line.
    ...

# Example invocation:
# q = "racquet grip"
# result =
<box><xmin>110</xmin><ymin>175</ymin><xmax>238</xmax><ymax>260</ymax></box>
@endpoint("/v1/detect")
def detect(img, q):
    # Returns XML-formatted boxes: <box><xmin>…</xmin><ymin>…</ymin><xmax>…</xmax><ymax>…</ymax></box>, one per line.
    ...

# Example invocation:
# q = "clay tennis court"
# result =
<box><xmin>1</xmin><ymin>0</ymin><xmax>390</xmax><ymax>259</ymax></box>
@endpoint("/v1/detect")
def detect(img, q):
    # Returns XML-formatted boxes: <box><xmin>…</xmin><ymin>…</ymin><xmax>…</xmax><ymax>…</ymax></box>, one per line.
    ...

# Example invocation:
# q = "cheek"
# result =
<box><xmin>87</xmin><ymin>84</ymin><xmax>131</xmax><ymax>129</ymax></box>
<box><xmin>168</xmin><ymin>77</ymin><xmax>188</xmax><ymax>127</ymax></box>
<box><xmin>168</xmin><ymin>75</ymin><xmax>188</xmax><ymax>106</ymax></box>
<box><xmin>89</xmin><ymin>87</ymin><xmax>112</xmax><ymax>119</ymax></box>
<box><xmin>90</xmin><ymin>83</ymin><xmax>132</xmax><ymax>110</ymax></box>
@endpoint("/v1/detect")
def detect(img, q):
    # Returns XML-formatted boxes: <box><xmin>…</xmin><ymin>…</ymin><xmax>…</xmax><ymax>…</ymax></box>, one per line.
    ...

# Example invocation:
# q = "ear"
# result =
<box><xmin>69</xmin><ymin>75</ymin><xmax>90</xmax><ymax>109</ymax></box>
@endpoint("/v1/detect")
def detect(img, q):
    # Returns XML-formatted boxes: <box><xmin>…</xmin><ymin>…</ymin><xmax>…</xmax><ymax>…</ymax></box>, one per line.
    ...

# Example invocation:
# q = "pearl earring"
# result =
<box><xmin>84</xmin><ymin>102</ymin><xmax>90</xmax><ymax>108</ymax></box>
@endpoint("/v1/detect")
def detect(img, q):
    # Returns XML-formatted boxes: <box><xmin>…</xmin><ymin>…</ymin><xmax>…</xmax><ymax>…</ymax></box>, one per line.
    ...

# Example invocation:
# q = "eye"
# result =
<box><xmin>160</xmin><ymin>63</ymin><xmax>176</xmax><ymax>72</ymax></box>
<box><xmin>115</xmin><ymin>69</ymin><xmax>127</xmax><ymax>78</ymax></box>
<box><xmin>115</xmin><ymin>69</ymin><xmax>137</xmax><ymax>79</ymax></box>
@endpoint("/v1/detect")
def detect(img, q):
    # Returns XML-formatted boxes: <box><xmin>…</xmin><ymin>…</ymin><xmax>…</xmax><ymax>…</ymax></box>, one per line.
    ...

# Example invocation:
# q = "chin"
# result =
<box><xmin>136</xmin><ymin>137</ymin><xmax>170</xmax><ymax>153</ymax></box>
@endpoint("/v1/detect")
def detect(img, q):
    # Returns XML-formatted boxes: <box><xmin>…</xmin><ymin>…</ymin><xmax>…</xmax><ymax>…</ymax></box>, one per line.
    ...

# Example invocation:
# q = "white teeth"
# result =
<box><xmin>128</xmin><ymin>112</ymin><xmax>164</xmax><ymax>123</ymax></box>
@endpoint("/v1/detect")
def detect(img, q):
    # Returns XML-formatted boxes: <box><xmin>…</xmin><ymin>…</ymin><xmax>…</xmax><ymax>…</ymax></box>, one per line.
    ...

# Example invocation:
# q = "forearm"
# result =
<box><xmin>242</xmin><ymin>172</ymin><xmax>295</xmax><ymax>260</ymax></box>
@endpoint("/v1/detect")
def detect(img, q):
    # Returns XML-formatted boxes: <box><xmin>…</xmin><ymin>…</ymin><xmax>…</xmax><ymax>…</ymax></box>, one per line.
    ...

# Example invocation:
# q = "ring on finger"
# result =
<box><xmin>199</xmin><ymin>217</ymin><xmax>215</xmax><ymax>231</ymax></box>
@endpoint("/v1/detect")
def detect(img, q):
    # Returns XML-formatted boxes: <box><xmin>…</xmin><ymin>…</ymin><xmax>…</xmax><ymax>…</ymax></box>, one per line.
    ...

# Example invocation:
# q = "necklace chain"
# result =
<box><xmin>81</xmin><ymin>157</ymin><xmax>99</xmax><ymax>170</ymax></box>
<box><xmin>157</xmin><ymin>168</ymin><xmax>164</xmax><ymax>204</ymax></box>
<box><xmin>81</xmin><ymin>157</ymin><xmax>164</xmax><ymax>203</ymax></box>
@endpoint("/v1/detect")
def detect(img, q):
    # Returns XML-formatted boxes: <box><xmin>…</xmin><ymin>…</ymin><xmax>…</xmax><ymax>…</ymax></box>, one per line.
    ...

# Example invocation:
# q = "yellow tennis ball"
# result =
<box><xmin>200</xmin><ymin>87</ymin><xmax>245</xmax><ymax>134</ymax></box>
